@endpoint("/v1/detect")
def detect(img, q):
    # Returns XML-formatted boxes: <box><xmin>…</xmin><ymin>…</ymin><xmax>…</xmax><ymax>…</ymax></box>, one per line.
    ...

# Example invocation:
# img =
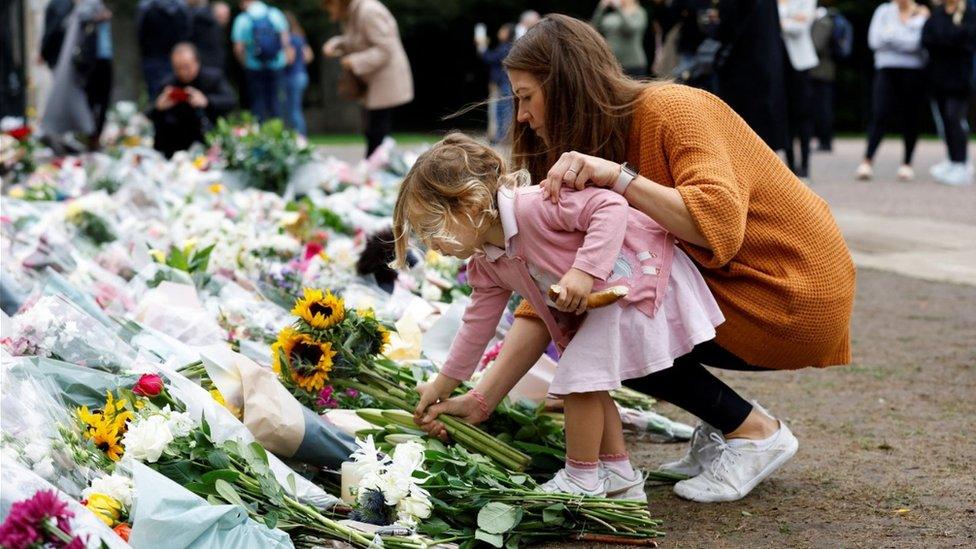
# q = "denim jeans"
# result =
<box><xmin>493</xmin><ymin>80</ymin><xmax>513</xmax><ymax>144</ymax></box>
<box><xmin>142</xmin><ymin>57</ymin><xmax>173</xmax><ymax>100</ymax></box>
<box><xmin>246</xmin><ymin>69</ymin><xmax>284</xmax><ymax>122</ymax></box>
<box><xmin>284</xmin><ymin>71</ymin><xmax>309</xmax><ymax>135</ymax></box>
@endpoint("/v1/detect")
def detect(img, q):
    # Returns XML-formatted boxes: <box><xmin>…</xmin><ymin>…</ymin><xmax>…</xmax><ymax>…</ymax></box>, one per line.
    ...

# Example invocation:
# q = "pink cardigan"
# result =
<box><xmin>440</xmin><ymin>186</ymin><xmax>676</xmax><ymax>381</ymax></box>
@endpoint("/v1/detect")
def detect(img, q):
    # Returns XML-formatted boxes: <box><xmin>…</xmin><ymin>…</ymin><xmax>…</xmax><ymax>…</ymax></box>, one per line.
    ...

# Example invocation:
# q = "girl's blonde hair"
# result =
<box><xmin>392</xmin><ymin>133</ymin><xmax>528</xmax><ymax>269</ymax></box>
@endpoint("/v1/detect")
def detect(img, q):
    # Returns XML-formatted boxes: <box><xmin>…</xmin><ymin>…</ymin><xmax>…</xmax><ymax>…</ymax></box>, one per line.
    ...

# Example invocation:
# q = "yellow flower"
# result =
<box><xmin>85</xmin><ymin>493</ymin><xmax>123</xmax><ymax>527</ymax></box>
<box><xmin>291</xmin><ymin>288</ymin><xmax>345</xmax><ymax>329</ymax></box>
<box><xmin>271</xmin><ymin>328</ymin><xmax>337</xmax><ymax>392</ymax></box>
<box><xmin>318</xmin><ymin>250</ymin><xmax>331</xmax><ymax>262</ymax></box>
<box><xmin>425</xmin><ymin>249</ymin><xmax>444</xmax><ymax>265</ymax></box>
<box><xmin>65</xmin><ymin>203</ymin><xmax>83</xmax><ymax>220</ymax></box>
<box><xmin>182</xmin><ymin>238</ymin><xmax>198</xmax><ymax>255</ymax></box>
<box><xmin>376</xmin><ymin>325</ymin><xmax>391</xmax><ymax>354</ymax></box>
<box><xmin>25</xmin><ymin>106</ymin><xmax>37</xmax><ymax>119</ymax></box>
<box><xmin>356</xmin><ymin>307</ymin><xmax>376</xmax><ymax>320</ymax></box>
<box><xmin>193</xmin><ymin>156</ymin><xmax>208</xmax><ymax>170</ymax></box>
<box><xmin>77</xmin><ymin>392</ymin><xmax>132</xmax><ymax>462</ymax></box>
<box><xmin>207</xmin><ymin>183</ymin><xmax>224</xmax><ymax>194</ymax></box>
<box><xmin>148</xmin><ymin>249</ymin><xmax>166</xmax><ymax>263</ymax></box>
<box><xmin>122</xmin><ymin>135</ymin><xmax>141</xmax><ymax>147</ymax></box>
<box><xmin>210</xmin><ymin>388</ymin><xmax>242</xmax><ymax>419</ymax></box>
<box><xmin>9</xmin><ymin>187</ymin><xmax>25</xmax><ymax>198</ymax></box>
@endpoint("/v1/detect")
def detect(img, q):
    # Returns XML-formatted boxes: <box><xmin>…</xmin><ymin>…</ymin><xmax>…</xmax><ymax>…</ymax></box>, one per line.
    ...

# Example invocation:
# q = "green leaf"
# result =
<box><xmin>214</xmin><ymin>479</ymin><xmax>248</xmax><ymax>508</ymax></box>
<box><xmin>542</xmin><ymin>503</ymin><xmax>566</xmax><ymax>525</ymax></box>
<box><xmin>417</xmin><ymin>517</ymin><xmax>452</xmax><ymax>536</ymax></box>
<box><xmin>206</xmin><ymin>449</ymin><xmax>231</xmax><ymax>470</ymax></box>
<box><xmin>200</xmin><ymin>469</ymin><xmax>241</xmax><ymax>485</ymax></box>
<box><xmin>505</xmin><ymin>535</ymin><xmax>522</xmax><ymax>549</ymax></box>
<box><xmin>264</xmin><ymin>511</ymin><xmax>279</xmax><ymax>529</ymax></box>
<box><xmin>474</xmin><ymin>529</ymin><xmax>504</xmax><ymax>548</ymax></box>
<box><xmin>287</xmin><ymin>474</ymin><xmax>297</xmax><ymax>497</ymax></box>
<box><xmin>477</xmin><ymin>502</ymin><xmax>522</xmax><ymax>534</ymax></box>
<box><xmin>157</xmin><ymin>459</ymin><xmax>202</xmax><ymax>485</ymax></box>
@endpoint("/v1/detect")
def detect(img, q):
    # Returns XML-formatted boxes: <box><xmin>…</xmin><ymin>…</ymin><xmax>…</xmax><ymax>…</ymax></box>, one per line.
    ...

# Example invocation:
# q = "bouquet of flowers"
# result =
<box><xmin>0</xmin><ymin>116</ymin><xmax>38</xmax><ymax>184</ymax></box>
<box><xmin>0</xmin><ymin>490</ymin><xmax>89</xmax><ymax>548</ymax></box>
<box><xmin>81</xmin><ymin>473</ymin><xmax>134</xmax><ymax>541</ymax></box>
<box><xmin>347</xmin><ymin>437</ymin><xmax>433</xmax><ymax>529</ymax></box>
<box><xmin>99</xmin><ymin>101</ymin><xmax>153</xmax><ymax>151</ymax></box>
<box><xmin>206</xmin><ymin>114</ymin><xmax>311</xmax><ymax>195</ymax></box>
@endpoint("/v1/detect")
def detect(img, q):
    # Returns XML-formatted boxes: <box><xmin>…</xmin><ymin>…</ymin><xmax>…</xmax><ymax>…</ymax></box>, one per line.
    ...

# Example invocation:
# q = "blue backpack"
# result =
<box><xmin>830</xmin><ymin>12</ymin><xmax>854</xmax><ymax>59</ymax></box>
<box><xmin>249</xmin><ymin>13</ymin><xmax>282</xmax><ymax>65</ymax></box>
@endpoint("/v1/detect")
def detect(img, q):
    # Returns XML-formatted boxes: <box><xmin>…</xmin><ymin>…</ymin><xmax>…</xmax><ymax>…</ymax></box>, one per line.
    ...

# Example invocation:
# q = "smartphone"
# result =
<box><xmin>474</xmin><ymin>23</ymin><xmax>487</xmax><ymax>41</ymax></box>
<box><xmin>168</xmin><ymin>87</ymin><xmax>190</xmax><ymax>103</ymax></box>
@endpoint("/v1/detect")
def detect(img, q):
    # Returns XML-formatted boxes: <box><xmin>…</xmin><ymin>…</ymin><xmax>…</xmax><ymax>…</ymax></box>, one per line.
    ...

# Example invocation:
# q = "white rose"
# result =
<box><xmin>83</xmin><ymin>474</ymin><xmax>135</xmax><ymax>507</ymax></box>
<box><xmin>165</xmin><ymin>411</ymin><xmax>195</xmax><ymax>439</ymax></box>
<box><xmin>397</xmin><ymin>490</ymin><xmax>432</xmax><ymax>520</ymax></box>
<box><xmin>420</xmin><ymin>284</ymin><xmax>442</xmax><ymax>302</ymax></box>
<box><xmin>121</xmin><ymin>415</ymin><xmax>173</xmax><ymax>463</ymax></box>
<box><xmin>391</xmin><ymin>441</ymin><xmax>425</xmax><ymax>474</ymax></box>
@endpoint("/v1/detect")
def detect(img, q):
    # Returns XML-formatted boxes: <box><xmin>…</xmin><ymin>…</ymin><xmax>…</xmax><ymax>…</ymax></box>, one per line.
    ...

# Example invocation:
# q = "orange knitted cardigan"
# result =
<box><xmin>516</xmin><ymin>84</ymin><xmax>856</xmax><ymax>370</ymax></box>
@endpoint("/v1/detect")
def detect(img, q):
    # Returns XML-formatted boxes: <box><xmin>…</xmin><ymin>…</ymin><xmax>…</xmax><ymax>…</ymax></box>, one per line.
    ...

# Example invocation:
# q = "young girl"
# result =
<box><xmin>394</xmin><ymin>134</ymin><xmax>725</xmax><ymax>499</ymax></box>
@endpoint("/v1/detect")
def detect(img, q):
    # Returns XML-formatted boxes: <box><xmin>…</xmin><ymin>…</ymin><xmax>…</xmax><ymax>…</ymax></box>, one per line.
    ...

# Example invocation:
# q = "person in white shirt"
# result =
<box><xmin>779</xmin><ymin>0</ymin><xmax>818</xmax><ymax>179</ymax></box>
<box><xmin>856</xmin><ymin>0</ymin><xmax>929</xmax><ymax>182</ymax></box>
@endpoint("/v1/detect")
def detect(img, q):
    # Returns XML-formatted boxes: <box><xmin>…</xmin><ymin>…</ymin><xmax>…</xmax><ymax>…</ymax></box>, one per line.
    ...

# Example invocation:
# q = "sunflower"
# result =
<box><xmin>272</xmin><ymin>328</ymin><xmax>337</xmax><ymax>393</ymax></box>
<box><xmin>374</xmin><ymin>325</ymin><xmax>391</xmax><ymax>355</ymax></box>
<box><xmin>292</xmin><ymin>288</ymin><xmax>345</xmax><ymax>329</ymax></box>
<box><xmin>77</xmin><ymin>391</ymin><xmax>133</xmax><ymax>462</ymax></box>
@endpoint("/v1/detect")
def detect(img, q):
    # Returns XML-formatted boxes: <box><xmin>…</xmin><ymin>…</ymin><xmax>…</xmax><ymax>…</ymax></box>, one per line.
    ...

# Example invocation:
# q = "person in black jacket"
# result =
<box><xmin>150</xmin><ymin>43</ymin><xmax>236</xmax><ymax>158</ymax></box>
<box><xmin>187</xmin><ymin>0</ymin><xmax>227</xmax><ymax>72</ymax></box>
<box><xmin>923</xmin><ymin>0</ymin><xmax>976</xmax><ymax>186</ymax></box>
<box><xmin>137</xmin><ymin>0</ymin><xmax>191</xmax><ymax>98</ymax></box>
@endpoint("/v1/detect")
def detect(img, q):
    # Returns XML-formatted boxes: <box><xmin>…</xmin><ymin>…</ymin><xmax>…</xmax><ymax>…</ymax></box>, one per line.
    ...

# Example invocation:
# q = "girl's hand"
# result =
<box><xmin>552</xmin><ymin>268</ymin><xmax>594</xmax><ymax>314</ymax></box>
<box><xmin>540</xmin><ymin>151</ymin><xmax>622</xmax><ymax>203</ymax></box>
<box><xmin>415</xmin><ymin>392</ymin><xmax>489</xmax><ymax>441</ymax></box>
<box><xmin>413</xmin><ymin>374</ymin><xmax>461</xmax><ymax>419</ymax></box>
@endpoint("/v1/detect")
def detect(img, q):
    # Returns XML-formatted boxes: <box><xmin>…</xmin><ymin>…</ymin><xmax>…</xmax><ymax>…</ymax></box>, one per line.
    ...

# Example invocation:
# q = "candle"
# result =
<box><xmin>340</xmin><ymin>461</ymin><xmax>363</xmax><ymax>504</ymax></box>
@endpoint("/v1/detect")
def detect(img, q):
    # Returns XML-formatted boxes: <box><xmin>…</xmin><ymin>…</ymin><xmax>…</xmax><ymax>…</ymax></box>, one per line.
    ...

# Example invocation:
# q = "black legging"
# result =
<box><xmin>364</xmin><ymin>107</ymin><xmax>395</xmax><ymax>158</ymax></box>
<box><xmin>784</xmin><ymin>64</ymin><xmax>814</xmax><ymax>175</ymax></box>
<box><xmin>622</xmin><ymin>340</ymin><xmax>762</xmax><ymax>434</ymax></box>
<box><xmin>933</xmin><ymin>92</ymin><xmax>970</xmax><ymax>163</ymax></box>
<box><xmin>865</xmin><ymin>67</ymin><xmax>926</xmax><ymax>165</ymax></box>
<box><xmin>84</xmin><ymin>58</ymin><xmax>113</xmax><ymax>148</ymax></box>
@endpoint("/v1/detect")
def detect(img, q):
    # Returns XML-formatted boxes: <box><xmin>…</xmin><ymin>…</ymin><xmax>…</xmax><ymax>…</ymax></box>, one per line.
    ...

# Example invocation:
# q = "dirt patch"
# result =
<box><xmin>613</xmin><ymin>267</ymin><xmax>976</xmax><ymax>547</ymax></box>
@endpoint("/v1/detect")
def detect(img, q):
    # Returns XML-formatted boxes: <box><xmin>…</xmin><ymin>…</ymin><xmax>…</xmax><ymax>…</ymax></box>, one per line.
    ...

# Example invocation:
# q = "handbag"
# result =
<box><xmin>337</xmin><ymin>68</ymin><xmax>366</xmax><ymax>101</ymax></box>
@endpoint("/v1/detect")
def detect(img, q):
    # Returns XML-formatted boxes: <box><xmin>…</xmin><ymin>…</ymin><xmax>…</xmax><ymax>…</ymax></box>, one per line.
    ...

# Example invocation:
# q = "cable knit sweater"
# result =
<box><xmin>517</xmin><ymin>84</ymin><xmax>855</xmax><ymax>370</ymax></box>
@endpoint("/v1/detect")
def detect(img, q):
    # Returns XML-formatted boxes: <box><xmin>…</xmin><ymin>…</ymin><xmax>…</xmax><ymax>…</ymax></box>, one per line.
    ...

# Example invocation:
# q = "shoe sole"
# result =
<box><xmin>674</xmin><ymin>434</ymin><xmax>799</xmax><ymax>503</ymax></box>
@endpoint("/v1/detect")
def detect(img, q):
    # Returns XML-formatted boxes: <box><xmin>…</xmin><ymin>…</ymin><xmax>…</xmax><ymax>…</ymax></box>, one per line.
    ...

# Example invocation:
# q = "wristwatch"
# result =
<box><xmin>612</xmin><ymin>162</ymin><xmax>639</xmax><ymax>195</ymax></box>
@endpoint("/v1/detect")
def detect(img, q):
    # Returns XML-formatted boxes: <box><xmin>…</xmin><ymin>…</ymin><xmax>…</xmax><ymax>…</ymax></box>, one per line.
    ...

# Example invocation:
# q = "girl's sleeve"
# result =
<box><xmin>439</xmin><ymin>259</ymin><xmax>514</xmax><ymax>380</ymax></box>
<box><xmin>547</xmin><ymin>189</ymin><xmax>629</xmax><ymax>280</ymax></box>
<box><xmin>664</xmin><ymin>94</ymin><xmax>750</xmax><ymax>269</ymax></box>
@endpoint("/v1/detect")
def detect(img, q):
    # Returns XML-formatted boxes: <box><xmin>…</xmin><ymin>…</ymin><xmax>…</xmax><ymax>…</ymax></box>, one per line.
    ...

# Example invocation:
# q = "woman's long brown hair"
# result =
<box><xmin>503</xmin><ymin>14</ymin><xmax>662</xmax><ymax>183</ymax></box>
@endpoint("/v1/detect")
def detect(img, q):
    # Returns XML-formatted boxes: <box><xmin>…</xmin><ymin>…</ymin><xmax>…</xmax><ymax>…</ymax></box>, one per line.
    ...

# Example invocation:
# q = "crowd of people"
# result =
<box><xmin>36</xmin><ymin>0</ymin><xmax>413</xmax><ymax>159</ymax></box>
<box><xmin>30</xmin><ymin>0</ymin><xmax>976</xmax><ymax>183</ymax></box>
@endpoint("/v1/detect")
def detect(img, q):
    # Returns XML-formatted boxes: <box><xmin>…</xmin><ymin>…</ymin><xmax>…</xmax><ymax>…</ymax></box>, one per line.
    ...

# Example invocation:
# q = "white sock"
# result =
<box><xmin>565</xmin><ymin>459</ymin><xmax>600</xmax><ymax>489</ymax></box>
<box><xmin>600</xmin><ymin>453</ymin><xmax>635</xmax><ymax>478</ymax></box>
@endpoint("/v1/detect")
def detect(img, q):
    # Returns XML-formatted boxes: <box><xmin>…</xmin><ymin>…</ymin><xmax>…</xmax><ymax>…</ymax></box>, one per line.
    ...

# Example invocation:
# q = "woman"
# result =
<box><xmin>416</xmin><ymin>14</ymin><xmax>855</xmax><ymax>504</ymax></box>
<box><xmin>476</xmin><ymin>23</ymin><xmax>515</xmax><ymax>145</ymax></box>
<box><xmin>41</xmin><ymin>0</ymin><xmax>113</xmax><ymax>152</ymax></box>
<box><xmin>592</xmin><ymin>0</ymin><xmax>649</xmax><ymax>78</ymax></box>
<box><xmin>779</xmin><ymin>0</ymin><xmax>818</xmax><ymax>178</ymax></box>
<box><xmin>857</xmin><ymin>0</ymin><xmax>929</xmax><ymax>182</ymax></box>
<box><xmin>923</xmin><ymin>0</ymin><xmax>976</xmax><ymax>187</ymax></box>
<box><xmin>321</xmin><ymin>0</ymin><xmax>413</xmax><ymax>157</ymax></box>
<box><xmin>284</xmin><ymin>11</ymin><xmax>314</xmax><ymax>136</ymax></box>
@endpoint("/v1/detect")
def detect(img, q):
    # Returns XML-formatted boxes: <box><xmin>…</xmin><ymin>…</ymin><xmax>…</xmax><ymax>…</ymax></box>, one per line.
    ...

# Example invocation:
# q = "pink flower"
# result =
<box><xmin>0</xmin><ymin>490</ymin><xmax>78</xmax><ymax>549</ymax></box>
<box><xmin>479</xmin><ymin>340</ymin><xmax>505</xmax><ymax>367</ymax></box>
<box><xmin>6</xmin><ymin>126</ymin><xmax>31</xmax><ymax>141</ymax></box>
<box><xmin>316</xmin><ymin>385</ymin><xmax>339</xmax><ymax>409</ymax></box>
<box><xmin>344</xmin><ymin>388</ymin><xmax>359</xmax><ymax>398</ymax></box>
<box><xmin>304</xmin><ymin>241</ymin><xmax>324</xmax><ymax>261</ymax></box>
<box><xmin>132</xmin><ymin>373</ymin><xmax>164</xmax><ymax>396</ymax></box>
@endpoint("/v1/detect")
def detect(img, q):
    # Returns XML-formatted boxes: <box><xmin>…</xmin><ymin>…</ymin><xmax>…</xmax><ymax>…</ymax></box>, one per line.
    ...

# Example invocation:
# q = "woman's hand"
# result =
<box><xmin>540</xmin><ymin>151</ymin><xmax>622</xmax><ymax>203</ymax></box>
<box><xmin>323</xmin><ymin>36</ymin><xmax>343</xmax><ymax>58</ymax></box>
<box><xmin>414</xmin><ymin>392</ymin><xmax>488</xmax><ymax>440</ymax></box>
<box><xmin>552</xmin><ymin>268</ymin><xmax>594</xmax><ymax>314</ymax></box>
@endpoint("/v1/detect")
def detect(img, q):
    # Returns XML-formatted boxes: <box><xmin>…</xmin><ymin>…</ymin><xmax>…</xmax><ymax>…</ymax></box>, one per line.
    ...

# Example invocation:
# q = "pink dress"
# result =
<box><xmin>546</xmin><ymin>247</ymin><xmax>724</xmax><ymax>396</ymax></box>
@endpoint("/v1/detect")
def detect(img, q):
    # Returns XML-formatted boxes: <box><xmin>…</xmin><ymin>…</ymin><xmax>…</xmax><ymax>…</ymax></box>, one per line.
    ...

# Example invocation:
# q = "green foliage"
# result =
<box><xmin>206</xmin><ymin>114</ymin><xmax>311</xmax><ymax>195</ymax></box>
<box><xmin>67</xmin><ymin>210</ymin><xmax>117</xmax><ymax>246</ymax></box>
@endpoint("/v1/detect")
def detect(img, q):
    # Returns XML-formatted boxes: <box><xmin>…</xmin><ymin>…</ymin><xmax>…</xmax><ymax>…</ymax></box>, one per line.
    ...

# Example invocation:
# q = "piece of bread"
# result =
<box><xmin>547</xmin><ymin>285</ymin><xmax>629</xmax><ymax>309</ymax></box>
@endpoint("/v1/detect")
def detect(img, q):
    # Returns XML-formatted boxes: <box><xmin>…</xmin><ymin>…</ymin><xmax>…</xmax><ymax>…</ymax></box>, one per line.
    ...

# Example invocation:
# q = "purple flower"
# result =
<box><xmin>344</xmin><ymin>388</ymin><xmax>359</xmax><ymax>398</ymax></box>
<box><xmin>0</xmin><ymin>490</ymin><xmax>79</xmax><ymax>549</ymax></box>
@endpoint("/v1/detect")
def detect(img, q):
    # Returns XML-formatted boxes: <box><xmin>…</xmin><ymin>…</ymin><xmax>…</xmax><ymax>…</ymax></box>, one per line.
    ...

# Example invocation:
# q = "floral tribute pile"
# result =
<box><xmin>1</xmin><ymin>111</ymin><xmax>687</xmax><ymax>548</ymax></box>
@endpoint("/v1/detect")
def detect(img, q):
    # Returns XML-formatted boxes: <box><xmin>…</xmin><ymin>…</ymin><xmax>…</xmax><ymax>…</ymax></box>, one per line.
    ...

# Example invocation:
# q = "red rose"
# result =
<box><xmin>132</xmin><ymin>373</ymin><xmax>164</xmax><ymax>396</ymax></box>
<box><xmin>304</xmin><ymin>241</ymin><xmax>324</xmax><ymax>260</ymax></box>
<box><xmin>7</xmin><ymin>126</ymin><xmax>31</xmax><ymax>141</ymax></box>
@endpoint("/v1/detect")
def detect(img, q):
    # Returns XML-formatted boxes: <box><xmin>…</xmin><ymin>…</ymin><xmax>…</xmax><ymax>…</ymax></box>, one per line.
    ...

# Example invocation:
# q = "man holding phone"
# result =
<box><xmin>151</xmin><ymin>43</ymin><xmax>237</xmax><ymax>158</ymax></box>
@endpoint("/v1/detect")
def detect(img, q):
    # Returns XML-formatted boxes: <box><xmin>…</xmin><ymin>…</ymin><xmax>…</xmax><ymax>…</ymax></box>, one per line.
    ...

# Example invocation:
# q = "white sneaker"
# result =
<box><xmin>600</xmin><ymin>465</ymin><xmax>647</xmax><ymax>502</ymax></box>
<box><xmin>540</xmin><ymin>469</ymin><xmax>608</xmax><ymax>497</ymax></box>
<box><xmin>855</xmin><ymin>161</ymin><xmax>873</xmax><ymax>180</ymax></box>
<box><xmin>930</xmin><ymin>160</ymin><xmax>952</xmax><ymax>180</ymax></box>
<box><xmin>934</xmin><ymin>163</ymin><xmax>974</xmax><ymax>187</ymax></box>
<box><xmin>897</xmin><ymin>165</ymin><xmax>915</xmax><ymax>181</ymax></box>
<box><xmin>673</xmin><ymin>422</ymin><xmax>799</xmax><ymax>503</ymax></box>
<box><xmin>657</xmin><ymin>422</ymin><xmax>723</xmax><ymax>477</ymax></box>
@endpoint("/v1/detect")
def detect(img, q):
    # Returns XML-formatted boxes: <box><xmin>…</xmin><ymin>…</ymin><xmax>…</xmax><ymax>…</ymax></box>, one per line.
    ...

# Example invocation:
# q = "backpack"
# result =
<box><xmin>830</xmin><ymin>12</ymin><xmax>853</xmax><ymax>59</ymax></box>
<box><xmin>248</xmin><ymin>12</ymin><xmax>282</xmax><ymax>65</ymax></box>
